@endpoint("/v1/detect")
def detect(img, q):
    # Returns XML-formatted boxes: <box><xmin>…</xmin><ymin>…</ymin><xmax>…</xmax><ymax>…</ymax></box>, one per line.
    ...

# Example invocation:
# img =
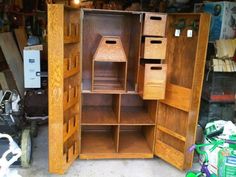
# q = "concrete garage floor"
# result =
<box><xmin>18</xmin><ymin>126</ymin><xmax>195</xmax><ymax>177</ymax></box>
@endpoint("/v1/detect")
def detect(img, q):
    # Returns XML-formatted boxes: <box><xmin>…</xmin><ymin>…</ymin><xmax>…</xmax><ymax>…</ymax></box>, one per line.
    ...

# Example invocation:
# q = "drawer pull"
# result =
<box><xmin>151</xmin><ymin>66</ymin><xmax>162</xmax><ymax>70</ymax></box>
<box><xmin>105</xmin><ymin>40</ymin><xmax>117</xmax><ymax>44</ymax></box>
<box><xmin>150</xmin><ymin>40</ymin><xmax>162</xmax><ymax>44</ymax></box>
<box><xmin>150</xmin><ymin>16</ymin><xmax>162</xmax><ymax>20</ymax></box>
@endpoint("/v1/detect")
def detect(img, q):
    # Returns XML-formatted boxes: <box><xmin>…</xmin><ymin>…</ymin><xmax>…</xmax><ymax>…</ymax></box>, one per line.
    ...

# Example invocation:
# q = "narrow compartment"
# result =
<box><xmin>119</xmin><ymin>125</ymin><xmax>154</xmax><ymax>154</ymax></box>
<box><xmin>81</xmin><ymin>125</ymin><xmax>118</xmax><ymax>154</ymax></box>
<box><xmin>64</xmin><ymin>8</ymin><xmax>80</xmax><ymax>44</ymax></box>
<box><xmin>82</xmin><ymin>93</ymin><xmax>120</xmax><ymax>125</ymax></box>
<box><xmin>120</xmin><ymin>94</ymin><xmax>157</xmax><ymax>125</ymax></box>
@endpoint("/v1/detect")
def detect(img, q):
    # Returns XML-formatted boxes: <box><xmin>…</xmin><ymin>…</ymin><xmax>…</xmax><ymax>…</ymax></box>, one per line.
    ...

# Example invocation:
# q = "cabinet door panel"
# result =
<box><xmin>48</xmin><ymin>4</ymin><xmax>80</xmax><ymax>174</ymax></box>
<box><xmin>155</xmin><ymin>13</ymin><xmax>210</xmax><ymax>170</ymax></box>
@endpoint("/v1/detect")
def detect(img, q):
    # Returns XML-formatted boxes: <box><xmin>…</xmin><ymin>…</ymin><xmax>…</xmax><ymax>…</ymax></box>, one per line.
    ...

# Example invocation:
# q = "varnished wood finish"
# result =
<box><xmin>139</xmin><ymin>64</ymin><xmax>167</xmax><ymax>100</ymax></box>
<box><xmin>155</xmin><ymin>13</ymin><xmax>210</xmax><ymax>170</ymax></box>
<box><xmin>48</xmin><ymin>5</ymin><xmax>64</xmax><ymax>174</ymax></box>
<box><xmin>48</xmin><ymin>4</ymin><xmax>80</xmax><ymax>174</ymax></box>
<box><xmin>143</xmin><ymin>13</ymin><xmax>167</xmax><ymax>37</ymax></box>
<box><xmin>142</xmin><ymin>37</ymin><xmax>167</xmax><ymax>59</ymax></box>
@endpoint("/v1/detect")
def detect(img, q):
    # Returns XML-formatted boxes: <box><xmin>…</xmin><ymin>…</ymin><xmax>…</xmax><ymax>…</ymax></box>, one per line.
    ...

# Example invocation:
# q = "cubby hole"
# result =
<box><xmin>119</xmin><ymin>125</ymin><xmax>154</xmax><ymax>154</ymax></box>
<box><xmin>64</xmin><ymin>44</ymin><xmax>80</xmax><ymax>78</ymax></box>
<box><xmin>82</xmin><ymin>93</ymin><xmax>120</xmax><ymax>125</ymax></box>
<box><xmin>82</xmin><ymin>10</ymin><xmax>142</xmax><ymax>92</ymax></box>
<box><xmin>120</xmin><ymin>94</ymin><xmax>156</xmax><ymax>125</ymax></box>
<box><xmin>81</xmin><ymin>125</ymin><xmax>118</xmax><ymax>154</ymax></box>
<box><xmin>63</xmin><ymin>133</ymin><xmax>79</xmax><ymax>164</ymax></box>
<box><xmin>92</xmin><ymin>61</ymin><xmax>127</xmax><ymax>92</ymax></box>
<box><xmin>64</xmin><ymin>8</ymin><xmax>80</xmax><ymax>44</ymax></box>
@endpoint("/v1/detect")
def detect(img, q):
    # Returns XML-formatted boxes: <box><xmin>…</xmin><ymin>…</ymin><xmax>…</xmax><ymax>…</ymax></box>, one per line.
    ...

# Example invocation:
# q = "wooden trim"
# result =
<box><xmin>183</xmin><ymin>13</ymin><xmax>211</xmax><ymax>170</ymax></box>
<box><xmin>48</xmin><ymin>4</ymin><xmax>64</xmax><ymax>174</ymax></box>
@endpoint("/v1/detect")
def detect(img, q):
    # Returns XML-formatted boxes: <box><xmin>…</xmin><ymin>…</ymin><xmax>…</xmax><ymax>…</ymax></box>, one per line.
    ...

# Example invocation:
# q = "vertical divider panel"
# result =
<box><xmin>112</xmin><ymin>94</ymin><xmax>121</xmax><ymax>123</ymax></box>
<box><xmin>114</xmin><ymin>125</ymin><xmax>120</xmax><ymax>152</ymax></box>
<box><xmin>113</xmin><ymin>94</ymin><xmax>121</xmax><ymax>152</ymax></box>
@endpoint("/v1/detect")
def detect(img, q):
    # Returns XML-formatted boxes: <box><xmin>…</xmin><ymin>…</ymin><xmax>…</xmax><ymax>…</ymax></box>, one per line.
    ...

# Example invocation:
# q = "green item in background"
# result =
<box><xmin>229</xmin><ymin>135</ymin><xmax>236</xmax><ymax>149</ymax></box>
<box><xmin>218</xmin><ymin>148</ymin><xmax>236</xmax><ymax>177</ymax></box>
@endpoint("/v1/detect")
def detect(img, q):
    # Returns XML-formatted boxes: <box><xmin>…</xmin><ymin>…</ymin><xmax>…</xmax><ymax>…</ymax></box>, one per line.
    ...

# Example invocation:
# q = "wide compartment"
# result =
<box><xmin>81</xmin><ymin>125</ymin><xmax>119</xmax><ymax>154</ymax></box>
<box><xmin>120</xmin><ymin>94</ymin><xmax>157</xmax><ymax>125</ymax></box>
<box><xmin>119</xmin><ymin>125</ymin><xmax>155</xmax><ymax>154</ymax></box>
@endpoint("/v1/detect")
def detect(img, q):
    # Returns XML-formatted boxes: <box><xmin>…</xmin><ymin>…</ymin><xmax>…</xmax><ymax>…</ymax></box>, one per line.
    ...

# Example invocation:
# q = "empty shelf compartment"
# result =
<box><xmin>120</xmin><ymin>94</ymin><xmax>156</xmax><ymax>125</ymax></box>
<box><xmin>82</xmin><ymin>93</ymin><xmax>119</xmax><ymax>125</ymax></box>
<box><xmin>119</xmin><ymin>126</ymin><xmax>154</xmax><ymax>154</ymax></box>
<box><xmin>81</xmin><ymin>125</ymin><xmax>118</xmax><ymax>154</ymax></box>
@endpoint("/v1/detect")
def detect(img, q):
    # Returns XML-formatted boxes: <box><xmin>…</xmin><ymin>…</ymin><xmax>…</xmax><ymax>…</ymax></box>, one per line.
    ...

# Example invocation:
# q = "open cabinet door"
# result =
<box><xmin>155</xmin><ymin>13</ymin><xmax>210</xmax><ymax>170</ymax></box>
<box><xmin>48</xmin><ymin>4</ymin><xmax>81</xmax><ymax>174</ymax></box>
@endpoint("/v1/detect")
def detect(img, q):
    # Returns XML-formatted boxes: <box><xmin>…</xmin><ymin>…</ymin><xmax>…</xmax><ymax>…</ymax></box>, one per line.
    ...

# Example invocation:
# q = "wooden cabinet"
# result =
<box><xmin>48</xmin><ymin>5</ymin><xmax>210</xmax><ymax>174</ymax></box>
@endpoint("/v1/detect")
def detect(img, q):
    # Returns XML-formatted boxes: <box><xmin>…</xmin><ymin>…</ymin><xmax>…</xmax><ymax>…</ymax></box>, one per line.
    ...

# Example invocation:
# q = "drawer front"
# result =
<box><xmin>143</xmin><ymin>64</ymin><xmax>167</xmax><ymax>100</ymax></box>
<box><xmin>143</xmin><ymin>13</ymin><xmax>167</xmax><ymax>36</ymax></box>
<box><xmin>143</xmin><ymin>37</ymin><xmax>167</xmax><ymax>59</ymax></box>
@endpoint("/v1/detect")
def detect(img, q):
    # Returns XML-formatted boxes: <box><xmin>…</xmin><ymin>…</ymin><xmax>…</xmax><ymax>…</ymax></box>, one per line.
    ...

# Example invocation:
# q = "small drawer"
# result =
<box><xmin>138</xmin><ymin>64</ymin><xmax>167</xmax><ymax>100</ymax></box>
<box><xmin>142</xmin><ymin>37</ymin><xmax>167</xmax><ymax>59</ymax></box>
<box><xmin>143</xmin><ymin>13</ymin><xmax>167</xmax><ymax>37</ymax></box>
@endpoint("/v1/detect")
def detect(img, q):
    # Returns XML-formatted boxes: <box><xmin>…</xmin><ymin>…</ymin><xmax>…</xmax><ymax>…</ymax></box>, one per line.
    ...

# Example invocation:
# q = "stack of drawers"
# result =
<box><xmin>139</xmin><ymin>13</ymin><xmax>167</xmax><ymax>100</ymax></box>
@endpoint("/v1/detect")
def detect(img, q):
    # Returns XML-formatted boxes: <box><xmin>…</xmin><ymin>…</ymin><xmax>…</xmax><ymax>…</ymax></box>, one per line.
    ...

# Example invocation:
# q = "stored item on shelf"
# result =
<box><xmin>213</xmin><ymin>58</ymin><xmax>236</xmax><ymax>72</ymax></box>
<box><xmin>215</xmin><ymin>39</ymin><xmax>236</xmax><ymax>58</ymax></box>
<box><xmin>92</xmin><ymin>36</ymin><xmax>127</xmax><ymax>92</ymax></box>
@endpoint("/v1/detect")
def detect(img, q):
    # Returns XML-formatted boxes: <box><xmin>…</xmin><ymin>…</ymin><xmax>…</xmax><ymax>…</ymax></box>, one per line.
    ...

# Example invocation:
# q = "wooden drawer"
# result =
<box><xmin>143</xmin><ymin>13</ymin><xmax>167</xmax><ymax>37</ymax></box>
<box><xmin>138</xmin><ymin>64</ymin><xmax>167</xmax><ymax>100</ymax></box>
<box><xmin>142</xmin><ymin>37</ymin><xmax>167</xmax><ymax>59</ymax></box>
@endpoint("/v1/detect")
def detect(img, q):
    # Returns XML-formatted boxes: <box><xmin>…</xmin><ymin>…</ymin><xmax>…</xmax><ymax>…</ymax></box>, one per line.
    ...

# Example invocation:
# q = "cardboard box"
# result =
<box><xmin>202</xmin><ymin>1</ymin><xmax>236</xmax><ymax>42</ymax></box>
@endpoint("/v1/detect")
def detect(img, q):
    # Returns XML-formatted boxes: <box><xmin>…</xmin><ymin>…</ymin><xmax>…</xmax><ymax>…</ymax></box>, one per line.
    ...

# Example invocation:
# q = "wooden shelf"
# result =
<box><xmin>82</xmin><ymin>106</ymin><xmax>118</xmax><ymax>125</ymax></box>
<box><xmin>119</xmin><ymin>131</ymin><xmax>152</xmax><ymax>154</ymax></box>
<box><xmin>81</xmin><ymin>131</ymin><xmax>116</xmax><ymax>154</ymax></box>
<box><xmin>64</xmin><ymin>36</ymin><xmax>80</xmax><ymax>44</ymax></box>
<box><xmin>120</xmin><ymin>107</ymin><xmax>155</xmax><ymax>125</ymax></box>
